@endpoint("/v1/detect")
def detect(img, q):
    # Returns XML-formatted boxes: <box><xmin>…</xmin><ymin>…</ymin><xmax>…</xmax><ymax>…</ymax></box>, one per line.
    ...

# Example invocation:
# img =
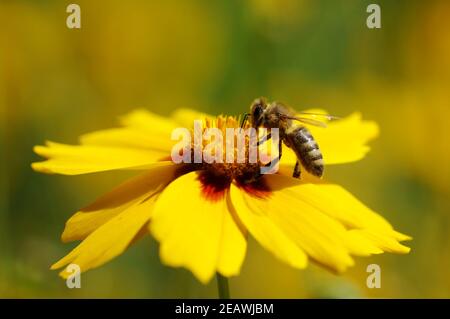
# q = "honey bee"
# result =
<box><xmin>241</xmin><ymin>97</ymin><xmax>338</xmax><ymax>179</ymax></box>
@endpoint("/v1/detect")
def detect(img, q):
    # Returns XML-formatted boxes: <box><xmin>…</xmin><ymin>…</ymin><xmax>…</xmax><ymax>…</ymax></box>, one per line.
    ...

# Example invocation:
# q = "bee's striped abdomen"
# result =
<box><xmin>287</xmin><ymin>126</ymin><xmax>324</xmax><ymax>177</ymax></box>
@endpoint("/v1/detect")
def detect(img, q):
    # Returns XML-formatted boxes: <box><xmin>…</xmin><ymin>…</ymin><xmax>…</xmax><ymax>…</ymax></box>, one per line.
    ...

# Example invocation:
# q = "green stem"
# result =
<box><xmin>216</xmin><ymin>273</ymin><xmax>230</xmax><ymax>299</ymax></box>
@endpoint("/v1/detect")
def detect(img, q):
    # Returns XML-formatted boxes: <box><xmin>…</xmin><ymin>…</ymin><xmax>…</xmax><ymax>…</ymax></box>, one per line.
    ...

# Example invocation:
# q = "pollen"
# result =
<box><xmin>178</xmin><ymin>115</ymin><xmax>275</xmax><ymax>200</ymax></box>
<box><xmin>190</xmin><ymin>115</ymin><xmax>267</xmax><ymax>185</ymax></box>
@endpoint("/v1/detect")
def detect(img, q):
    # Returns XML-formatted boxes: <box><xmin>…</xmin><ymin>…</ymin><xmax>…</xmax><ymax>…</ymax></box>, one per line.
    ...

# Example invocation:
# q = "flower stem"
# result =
<box><xmin>216</xmin><ymin>273</ymin><xmax>230</xmax><ymax>299</ymax></box>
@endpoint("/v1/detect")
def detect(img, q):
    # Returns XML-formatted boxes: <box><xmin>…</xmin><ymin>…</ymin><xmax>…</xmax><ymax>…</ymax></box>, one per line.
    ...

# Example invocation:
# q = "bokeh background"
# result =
<box><xmin>1</xmin><ymin>0</ymin><xmax>449</xmax><ymax>298</ymax></box>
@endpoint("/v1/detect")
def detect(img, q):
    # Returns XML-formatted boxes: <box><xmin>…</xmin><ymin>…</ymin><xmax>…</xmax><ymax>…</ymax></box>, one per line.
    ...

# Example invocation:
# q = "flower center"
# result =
<box><xmin>169</xmin><ymin>116</ymin><xmax>274</xmax><ymax>201</ymax></box>
<box><xmin>191</xmin><ymin>115</ymin><xmax>268</xmax><ymax>185</ymax></box>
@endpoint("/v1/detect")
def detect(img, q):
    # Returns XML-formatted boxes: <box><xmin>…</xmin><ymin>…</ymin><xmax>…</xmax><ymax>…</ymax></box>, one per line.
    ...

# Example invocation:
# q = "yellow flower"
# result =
<box><xmin>32</xmin><ymin>108</ymin><xmax>411</xmax><ymax>284</ymax></box>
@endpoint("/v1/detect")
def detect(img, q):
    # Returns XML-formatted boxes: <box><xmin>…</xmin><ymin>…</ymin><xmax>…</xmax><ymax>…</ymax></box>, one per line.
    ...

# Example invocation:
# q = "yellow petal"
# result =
<box><xmin>80</xmin><ymin>109</ymin><xmax>178</xmax><ymax>151</ymax></box>
<box><xmin>266</xmin><ymin>173</ymin><xmax>411</xmax><ymax>256</ymax></box>
<box><xmin>281</xmin><ymin>112</ymin><xmax>379</xmax><ymax>165</ymax></box>
<box><xmin>61</xmin><ymin>162</ymin><xmax>178</xmax><ymax>242</ymax></box>
<box><xmin>232</xmin><ymin>177</ymin><xmax>358</xmax><ymax>273</ymax></box>
<box><xmin>218</xmin><ymin>200</ymin><xmax>248</xmax><ymax>277</ymax></box>
<box><xmin>229</xmin><ymin>183</ymin><xmax>308</xmax><ymax>270</ymax></box>
<box><xmin>80</xmin><ymin>127</ymin><xmax>172</xmax><ymax>153</ymax></box>
<box><xmin>390</xmin><ymin>230</ymin><xmax>412</xmax><ymax>241</ymax></box>
<box><xmin>354</xmin><ymin>229</ymin><xmax>411</xmax><ymax>254</ymax></box>
<box><xmin>52</xmin><ymin>193</ymin><xmax>158</xmax><ymax>278</ymax></box>
<box><xmin>32</xmin><ymin>141</ymin><xmax>167</xmax><ymax>175</ymax></box>
<box><xmin>276</xmin><ymin>169</ymin><xmax>393</xmax><ymax>231</ymax></box>
<box><xmin>120</xmin><ymin>108</ymin><xmax>176</xmax><ymax>135</ymax></box>
<box><xmin>150</xmin><ymin>171</ymin><xmax>246</xmax><ymax>283</ymax></box>
<box><xmin>171</xmin><ymin>108</ymin><xmax>214</xmax><ymax>128</ymax></box>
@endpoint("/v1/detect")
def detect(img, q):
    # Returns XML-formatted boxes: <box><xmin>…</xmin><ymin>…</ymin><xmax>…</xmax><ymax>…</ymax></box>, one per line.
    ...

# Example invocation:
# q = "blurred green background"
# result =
<box><xmin>1</xmin><ymin>0</ymin><xmax>449</xmax><ymax>298</ymax></box>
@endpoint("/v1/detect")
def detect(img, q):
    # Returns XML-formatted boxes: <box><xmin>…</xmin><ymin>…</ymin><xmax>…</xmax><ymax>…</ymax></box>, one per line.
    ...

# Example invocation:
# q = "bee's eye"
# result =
<box><xmin>253</xmin><ymin>105</ymin><xmax>263</xmax><ymax>118</ymax></box>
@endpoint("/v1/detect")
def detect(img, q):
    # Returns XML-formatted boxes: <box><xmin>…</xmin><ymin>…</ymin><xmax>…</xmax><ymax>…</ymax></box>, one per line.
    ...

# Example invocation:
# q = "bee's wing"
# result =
<box><xmin>290</xmin><ymin>117</ymin><xmax>328</xmax><ymax>128</ymax></box>
<box><xmin>284</xmin><ymin>112</ymin><xmax>340</xmax><ymax>128</ymax></box>
<box><xmin>297</xmin><ymin>112</ymin><xmax>340</xmax><ymax>121</ymax></box>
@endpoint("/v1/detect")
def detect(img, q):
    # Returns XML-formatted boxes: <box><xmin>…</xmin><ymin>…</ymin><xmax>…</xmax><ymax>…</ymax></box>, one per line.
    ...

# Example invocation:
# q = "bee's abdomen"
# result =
<box><xmin>288</xmin><ymin>126</ymin><xmax>324</xmax><ymax>177</ymax></box>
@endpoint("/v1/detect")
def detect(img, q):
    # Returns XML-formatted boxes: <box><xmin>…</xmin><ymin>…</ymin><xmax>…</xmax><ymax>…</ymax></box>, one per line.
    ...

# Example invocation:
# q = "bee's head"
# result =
<box><xmin>250</xmin><ymin>97</ymin><xmax>267</xmax><ymax>128</ymax></box>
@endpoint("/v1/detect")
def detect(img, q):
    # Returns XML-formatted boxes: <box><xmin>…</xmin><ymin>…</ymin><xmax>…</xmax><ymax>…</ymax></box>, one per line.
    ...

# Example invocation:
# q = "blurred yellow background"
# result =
<box><xmin>1</xmin><ymin>0</ymin><xmax>449</xmax><ymax>298</ymax></box>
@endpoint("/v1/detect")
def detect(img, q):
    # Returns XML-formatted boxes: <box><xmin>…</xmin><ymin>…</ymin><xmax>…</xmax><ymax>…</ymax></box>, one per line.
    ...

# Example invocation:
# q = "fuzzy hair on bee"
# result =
<box><xmin>241</xmin><ymin>97</ymin><xmax>336</xmax><ymax>179</ymax></box>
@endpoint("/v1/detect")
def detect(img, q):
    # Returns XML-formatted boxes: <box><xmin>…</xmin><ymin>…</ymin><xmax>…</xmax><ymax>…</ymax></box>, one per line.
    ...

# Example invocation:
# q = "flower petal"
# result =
<box><xmin>271</xmin><ymin>172</ymin><xmax>410</xmax><ymax>253</ymax></box>
<box><xmin>281</xmin><ymin>112</ymin><xmax>379</xmax><ymax>165</ymax></box>
<box><xmin>229</xmin><ymin>183</ymin><xmax>308</xmax><ymax>270</ymax></box>
<box><xmin>51</xmin><ymin>193</ymin><xmax>158</xmax><ymax>278</ymax></box>
<box><xmin>277</xmin><ymin>167</ymin><xmax>393</xmax><ymax>230</ymax></box>
<box><xmin>80</xmin><ymin>127</ymin><xmax>172</xmax><ymax>153</ymax></box>
<box><xmin>150</xmin><ymin>171</ymin><xmax>246</xmax><ymax>283</ymax></box>
<box><xmin>231</xmin><ymin>177</ymin><xmax>359</xmax><ymax>273</ymax></box>
<box><xmin>171</xmin><ymin>108</ymin><xmax>214</xmax><ymax>128</ymax></box>
<box><xmin>61</xmin><ymin>162</ymin><xmax>178</xmax><ymax>242</ymax></box>
<box><xmin>352</xmin><ymin>229</ymin><xmax>411</xmax><ymax>254</ymax></box>
<box><xmin>120</xmin><ymin>108</ymin><xmax>177</xmax><ymax>135</ymax></box>
<box><xmin>277</xmin><ymin>166</ymin><xmax>412</xmax><ymax>252</ymax></box>
<box><xmin>79</xmin><ymin>109</ymin><xmax>178</xmax><ymax>151</ymax></box>
<box><xmin>218</xmin><ymin>198</ymin><xmax>248</xmax><ymax>277</ymax></box>
<box><xmin>32</xmin><ymin>141</ymin><xmax>167</xmax><ymax>175</ymax></box>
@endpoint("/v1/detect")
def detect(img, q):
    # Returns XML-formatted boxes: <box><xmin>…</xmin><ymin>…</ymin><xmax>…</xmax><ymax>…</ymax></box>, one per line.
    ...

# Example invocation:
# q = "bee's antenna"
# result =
<box><xmin>240</xmin><ymin>113</ymin><xmax>250</xmax><ymax>128</ymax></box>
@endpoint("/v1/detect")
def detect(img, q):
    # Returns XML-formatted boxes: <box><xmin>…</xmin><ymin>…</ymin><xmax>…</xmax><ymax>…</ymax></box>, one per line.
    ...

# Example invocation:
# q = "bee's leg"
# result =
<box><xmin>278</xmin><ymin>138</ymin><xmax>282</xmax><ymax>160</ymax></box>
<box><xmin>264</xmin><ymin>139</ymin><xmax>282</xmax><ymax>167</ymax></box>
<box><xmin>257</xmin><ymin>132</ymin><xmax>271</xmax><ymax>146</ymax></box>
<box><xmin>292</xmin><ymin>160</ymin><xmax>301</xmax><ymax>178</ymax></box>
<box><xmin>240</xmin><ymin>113</ymin><xmax>249</xmax><ymax>128</ymax></box>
